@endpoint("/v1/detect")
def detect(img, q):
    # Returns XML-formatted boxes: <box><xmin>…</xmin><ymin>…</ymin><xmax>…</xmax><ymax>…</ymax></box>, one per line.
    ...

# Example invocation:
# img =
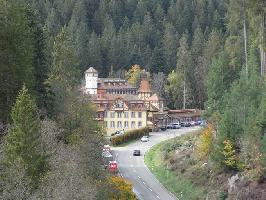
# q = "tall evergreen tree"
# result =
<box><xmin>4</xmin><ymin>86</ymin><xmax>47</xmax><ymax>185</ymax></box>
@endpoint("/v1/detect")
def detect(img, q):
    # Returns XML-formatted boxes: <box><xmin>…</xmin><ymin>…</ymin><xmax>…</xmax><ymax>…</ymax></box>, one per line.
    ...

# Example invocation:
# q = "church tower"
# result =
<box><xmin>85</xmin><ymin>67</ymin><xmax>98</xmax><ymax>94</ymax></box>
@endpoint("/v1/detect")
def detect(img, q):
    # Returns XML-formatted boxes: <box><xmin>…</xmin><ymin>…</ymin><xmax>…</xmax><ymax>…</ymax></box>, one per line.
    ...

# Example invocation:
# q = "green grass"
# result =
<box><xmin>144</xmin><ymin>135</ymin><xmax>206</xmax><ymax>200</ymax></box>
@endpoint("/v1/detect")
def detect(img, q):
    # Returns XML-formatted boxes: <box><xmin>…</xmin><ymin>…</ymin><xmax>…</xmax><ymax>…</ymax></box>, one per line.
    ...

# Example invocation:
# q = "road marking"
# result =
<box><xmin>149</xmin><ymin>188</ymin><xmax>153</xmax><ymax>192</ymax></box>
<box><xmin>142</xmin><ymin>181</ymin><xmax>146</xmax><ymax>185</ymax></box>
<box><xmin>138</xmin><ymin>176</ymin><xmax>141</xmax><ymax>179</ymax></box>
<box><xmin>156</xmin><ymin>195</ymin><xmax>160</xmax><ymax>199</ymax></box>
<box><xmin>116</xmin><ymin>153</ymin><xmax>118</xmax><ymax>158</ymax></box>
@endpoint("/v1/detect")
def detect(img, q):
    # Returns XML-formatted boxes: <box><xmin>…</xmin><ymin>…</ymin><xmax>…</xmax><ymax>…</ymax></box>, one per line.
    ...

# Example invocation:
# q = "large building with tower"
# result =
<box><xmin>84</xmin><ymin>67</ymin><xmax>164</xmax><ymax>135</ymax></box>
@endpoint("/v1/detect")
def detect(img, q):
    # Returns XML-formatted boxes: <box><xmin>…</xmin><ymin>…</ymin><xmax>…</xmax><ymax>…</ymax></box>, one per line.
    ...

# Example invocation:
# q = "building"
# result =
<box><xmin>84</xmin><ymin>67</ymin><xmax>164</xmax><ymax>135</ymax></box>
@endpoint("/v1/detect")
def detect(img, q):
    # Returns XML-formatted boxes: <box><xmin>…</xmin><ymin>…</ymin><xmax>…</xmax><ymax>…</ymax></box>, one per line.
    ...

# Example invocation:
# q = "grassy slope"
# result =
<box><xmin>144</xmin><ymin>134</ymin><xmax>206</xmax><ymax>200</ymax></box>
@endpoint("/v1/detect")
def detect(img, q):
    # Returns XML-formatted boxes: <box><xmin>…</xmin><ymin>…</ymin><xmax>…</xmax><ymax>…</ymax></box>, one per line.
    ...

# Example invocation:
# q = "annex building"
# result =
<box><xmin>83</xmin><ymin>67</ymin><xmax>164</xmax><ymax>135</ymax></box>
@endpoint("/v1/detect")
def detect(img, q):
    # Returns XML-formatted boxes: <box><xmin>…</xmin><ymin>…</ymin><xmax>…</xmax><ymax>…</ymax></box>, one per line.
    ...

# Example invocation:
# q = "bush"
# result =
<box><xmin>109</xmin><ymin>176</ymin><xmax>136</xmax><ymax>200</ymax></box>
<box><xmin>111</xmin><ymin>127</ymin><xmax>150</xmax><ymax>146</ymax></box>
<box><xmin>195</xmin><ymin>125</ymin><xmax>214</xmax><ymax>160</ymax></box>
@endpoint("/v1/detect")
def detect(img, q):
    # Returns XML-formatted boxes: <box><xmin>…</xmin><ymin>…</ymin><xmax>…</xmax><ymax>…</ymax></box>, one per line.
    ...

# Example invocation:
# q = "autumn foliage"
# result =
<box><xmin>196</xmin><ymin>125</ymin><xmax>214</xmax><ymax>160</ymax></box>
<box><xmin>109</xmin><ymin>176</ymin><xmax>136</xmax><ymax>200</ymax></box>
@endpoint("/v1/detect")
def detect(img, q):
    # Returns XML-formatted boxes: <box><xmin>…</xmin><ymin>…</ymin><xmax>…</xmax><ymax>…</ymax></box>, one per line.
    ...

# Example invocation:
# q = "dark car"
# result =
<box><xmin>133</xmin><ymin>150</ymin><xmax>141</xmax><ymax>156</ymax></box>
<box><xmin>181</xmin><ymin>122</ymin><xmax>190</xmax><ymax>127</ymax></box>
<box><xmin>160</xmin><ymin>126</ymin><xmax>167</xmax><ymax>131</ymax></box>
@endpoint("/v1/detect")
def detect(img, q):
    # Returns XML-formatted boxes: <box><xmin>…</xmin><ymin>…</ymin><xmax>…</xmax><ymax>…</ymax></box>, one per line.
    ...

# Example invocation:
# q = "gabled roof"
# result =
<box><xmin>85</xmin><ymin>67</ymin><xmax>98</xmax><ymax>73</ymax></box>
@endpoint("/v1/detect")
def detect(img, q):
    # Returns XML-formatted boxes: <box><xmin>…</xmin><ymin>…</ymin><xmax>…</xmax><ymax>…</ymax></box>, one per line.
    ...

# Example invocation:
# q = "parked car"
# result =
<box><xmin>108</xmin><ymin>161</ymin><xmax>118</xmax><ymax>173</ymax></box>
<box><xmin>102</xmin><ymin>151</ymin><xmax>113</xmax><ymax>167</ymax></box>
<box><xmin>141</xmin><ymin>136</ymin><xmax>149</xmax><ymax>142</ymax></box>
<box><xmin>200</xmin><ymin>120</ymin><xmax>207</xmax><ymax>126</ymax></box>
<box><xmin>133</xmin><ymin>149</ymin><xmax>141</xmax><ymax>156</ymax></box>
<box><xmin>159</xmin><ymin>126</ymin><xmax>167</xmax><ymax>131</ymax></box>
<box><xmin>190</xmin><ymin>121</ymin><xmax>196</xmax><ymax>126</ymax></box>
<box><xmin>111</xmin><ymin>130</ymin><xmax>124</xmax><ymax>136</ymax></box>
<box><xmin>167</xmin><ymin>123</ymin><xmax>181</xmax><ymax>129</ymax></box>
<box><xmin>181</xmin><ymin>121</ymin><xmax>190</xmax><ymax>127</ymax></box>
<box><xmin>102</xmin><ymin>145</ymin><xmax>111</xmax><ymax>152</ymax></box>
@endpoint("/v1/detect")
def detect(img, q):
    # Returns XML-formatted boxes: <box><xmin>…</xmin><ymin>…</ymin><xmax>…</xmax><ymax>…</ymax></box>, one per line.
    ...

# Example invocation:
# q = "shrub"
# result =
<box><xmin>111</xmin><ymin>127</ymin><xmax>150</xmax><ymax>146</ymax></box>
<box><xmin>109</xmin><ymin>176</ymin><xmax>136</xmax><ymax>200</ymax></box>
<box><xmin>222</xmin><ymin>139</ymin><xmax>238</xmax><ymax>170</ymax></box>
<box><xmin>195</xmin><ymin>125</ymin><xmax>214</xmax><ymax>160</ymax></box>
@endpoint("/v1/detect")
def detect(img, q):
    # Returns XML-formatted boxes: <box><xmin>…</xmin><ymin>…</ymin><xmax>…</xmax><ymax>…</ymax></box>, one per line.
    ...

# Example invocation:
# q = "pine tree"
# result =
<box><xmin>4</xmin><ymin>86</ymin><xmax>47</xmax><ymax>185</ymax></box>
<box><xmin>176</xmin><ymin>33</ymin><xmax>193</xmax><ymax>108</ymax></box>
<box><xmin>0</xmin><ymin>0</ymin><xmax>35</xmax><ymax>122</ymax></box>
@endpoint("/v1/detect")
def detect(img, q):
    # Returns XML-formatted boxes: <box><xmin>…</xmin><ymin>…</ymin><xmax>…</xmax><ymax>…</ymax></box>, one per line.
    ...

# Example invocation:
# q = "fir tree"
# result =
<box><xmin>4</xmin><ymin>86</ymin><xmax>47</xmax><ymax>186</ymax></box>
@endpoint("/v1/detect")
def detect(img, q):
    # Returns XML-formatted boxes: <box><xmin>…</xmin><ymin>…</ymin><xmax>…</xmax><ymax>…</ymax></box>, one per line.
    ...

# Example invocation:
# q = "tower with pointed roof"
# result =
<box><xmin>138</xmin><ymin>78</ymin><xmax>152</xmax><ymax>100</ymax></box>
<box><xmin>85</xmin><ymin>67</ymin><xmax>98</xmax><ymax>94</ymax></box>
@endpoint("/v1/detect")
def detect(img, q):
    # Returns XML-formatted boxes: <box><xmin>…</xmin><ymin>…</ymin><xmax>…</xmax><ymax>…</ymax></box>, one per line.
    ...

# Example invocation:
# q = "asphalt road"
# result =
<box><xmin>112</xmin><ymin>127</ymin><xmax>200</xmax><ymax>200</ymax></box>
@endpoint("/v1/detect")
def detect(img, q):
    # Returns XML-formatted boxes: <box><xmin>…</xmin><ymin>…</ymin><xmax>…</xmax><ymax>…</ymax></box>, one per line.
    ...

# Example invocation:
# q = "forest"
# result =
<box><xmin>0</xmin><ymin>0</ymin><xmax>265</xmax><ymax>199</ymax></box>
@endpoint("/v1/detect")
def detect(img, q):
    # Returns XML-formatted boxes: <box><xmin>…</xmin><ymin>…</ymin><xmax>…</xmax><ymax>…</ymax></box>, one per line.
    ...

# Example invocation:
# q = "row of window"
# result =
<box><xmin>106</xmin><ymin>111</ymin><xmax>142</xmax><ymax>118</ymax></box>
<box><xmin>106</xmin><ymin>121</ymin><xmax>142</xmax><ymax>129</ymax></box>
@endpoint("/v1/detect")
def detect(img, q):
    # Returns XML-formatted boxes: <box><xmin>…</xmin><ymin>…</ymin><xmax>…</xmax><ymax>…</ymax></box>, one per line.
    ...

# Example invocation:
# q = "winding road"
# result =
<box><xmin>112</xmin><ymin>127</ymin><xmax>199</xmax><ymax>200</ymax></box>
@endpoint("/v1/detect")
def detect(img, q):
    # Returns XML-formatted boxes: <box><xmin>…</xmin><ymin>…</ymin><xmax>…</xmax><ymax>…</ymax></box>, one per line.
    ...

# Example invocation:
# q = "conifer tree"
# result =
<box><xmin>4</xmin><ymin>86</ymin><xmax>47</xmax><ymax>185</ymax></box>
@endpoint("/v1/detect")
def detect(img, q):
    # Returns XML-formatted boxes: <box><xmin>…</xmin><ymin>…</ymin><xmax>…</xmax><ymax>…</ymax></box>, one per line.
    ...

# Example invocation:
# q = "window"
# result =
<box><xmin>138</xmin><ymin>121</ymin><xmax>142</xmax><ymax>128</ymax></box>
<box><xmin>104</xmin><ymin>111</ymin><xmax>108</xmax><ymax>118</ymax></box>
<box><xmin>124</xmin><ymin>112</ymin><xmax>129</xmax><ymax>118</ymax></box>
<box><xmin>131</xmin><ymin>112</ymin><xmax>135</xmax><ymax>118</ymax></box>
<box><xmin>117</xmin><ymin>112</ymin><xmax>122</xmax><ymax>118</ymax></box>
<box><xmin>138</xmin><ymin>112</ymin><xmax>142</xmax><ymax>118</ymax></box>
<box><xmin>110</xmin><ymin>112</ymin><xmax>115</xmax><ymax>118</ymax></box>
<box><xmin>111</xmin><ymin>121</ymin><xmax>115</xmax><ymax>128</ymax></box>
<box><xmin>124</xmin><ymin>121</ymin><xmax>128</xmax><ymax>128</ymax></box>
<box><xmin>131</xmin><ymin>121</ymin><xmax>136</xmax><ymax>128</ymax></box>
<box><xmin>105</xmin><ymin>121</ymin><xmax>108</xmax><ymax>128</ymax></box>
<box><xmin>117</xmin><ymin>121</ymin><xmax>122</xmax><ymax>128</ymax></box>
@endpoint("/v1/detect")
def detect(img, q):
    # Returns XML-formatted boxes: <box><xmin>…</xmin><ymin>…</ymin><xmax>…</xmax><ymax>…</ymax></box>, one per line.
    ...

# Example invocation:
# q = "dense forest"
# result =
<box><xmin>0</xmin><ymin>0</ymin><xmax>265</xmax><ymax>199</ymax></box>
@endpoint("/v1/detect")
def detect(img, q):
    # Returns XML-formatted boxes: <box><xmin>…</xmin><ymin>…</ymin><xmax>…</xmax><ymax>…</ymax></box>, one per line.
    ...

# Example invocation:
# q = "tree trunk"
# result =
<box><xmin>243</xmin><ymin>17</ymin><xmax>248</xmax><ymax>77</ymax></box>
<box><xmin>260</xmin><ymin>12</ymin><xmax>265</xmax><ymax>77</ymax></box>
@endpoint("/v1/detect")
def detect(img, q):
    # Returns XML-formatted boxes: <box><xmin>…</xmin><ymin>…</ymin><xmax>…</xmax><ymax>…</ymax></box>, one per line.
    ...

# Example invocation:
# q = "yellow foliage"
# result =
<box><xmin>222</xmin><ymin>139</ymin><xmax>237</xmax><ymax>169</ymax></box>
<box><xmin>109</xmin><ymin>176</ymin><xmax>136</xmax><ymax>200</ymax></box>
<box><xmin>196</xmin><ymin>125</ymin><xmax>213</xmax><ymax>160</ymax></box>
<box><xmin>125</xmin><ymin>65</ymin><xmax>141</xmax><ymax>86</ymax></box>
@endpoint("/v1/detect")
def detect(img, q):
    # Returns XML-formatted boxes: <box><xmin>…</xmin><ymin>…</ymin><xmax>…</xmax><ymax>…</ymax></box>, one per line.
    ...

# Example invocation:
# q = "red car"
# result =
<box><xmin>108</xmin><ymin>161</ymin><xmax>118</xmax><ymax>173</ymax></box>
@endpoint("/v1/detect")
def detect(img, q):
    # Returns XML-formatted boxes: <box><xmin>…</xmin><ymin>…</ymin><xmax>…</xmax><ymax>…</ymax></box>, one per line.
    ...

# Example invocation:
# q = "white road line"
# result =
<box><xmin>142</xmin><ymin>182</ymin><xmax>146</xmax><ymax>185</ymax></box>
<box><xmin>156</xmin><ymin>195</ymin><xmax>160</xmax><ymax>199</ymax></box>
<box><xmin>138</xmin><ymin>176</ymin><xmax>141</xmax><ymax>179</ymax></box>
<box><xmin>115</xmin><ymin>153</ymin><xmax>118</xmax><ymax>158</ymax></box>
<box><xmin>149</xmin><ymin>188</ymin><xmax>153</xmax><ymax>192</ymax></box>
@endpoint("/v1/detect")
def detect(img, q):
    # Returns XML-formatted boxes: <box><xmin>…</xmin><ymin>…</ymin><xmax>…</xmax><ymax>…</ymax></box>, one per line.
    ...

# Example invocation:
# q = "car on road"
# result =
<box><xmin>166</xmin><ymin>122</ymin><xmax>181</xmax><ymax>129</ymax></box>
<box><xmin>141</xmin><ymin>136</ymin><xmax>149</xmax><ymax>142</ymax></box>
<box><xmin>133</xmin><ymin>149</ymin><xmax>141</xmax><ymax>156</ymax></box>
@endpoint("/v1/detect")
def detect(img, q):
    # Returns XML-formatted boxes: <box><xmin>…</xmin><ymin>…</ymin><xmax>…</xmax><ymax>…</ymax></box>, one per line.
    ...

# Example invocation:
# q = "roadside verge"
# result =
<box><xmin>144</xmin><ymin>131</ymin><xmax>205</xmax><ymax>200</ymax></box>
